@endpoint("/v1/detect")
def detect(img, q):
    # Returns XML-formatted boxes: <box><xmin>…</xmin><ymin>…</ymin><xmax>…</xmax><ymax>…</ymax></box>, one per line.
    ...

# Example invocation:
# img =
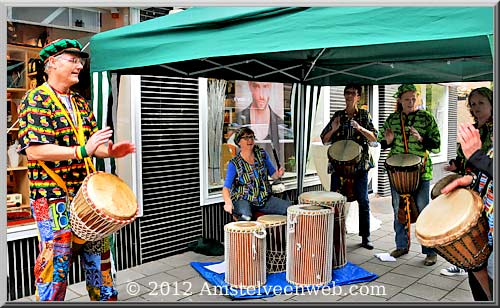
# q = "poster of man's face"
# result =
<box><xmin>234</xmin><ymin>80</ymin><xmax>285</xmax><ymax>165</ymax></box>
<box><xmin>235</xmin><ymin>80</ymin><xmax>284</xmax><ymax>127</ymax></box>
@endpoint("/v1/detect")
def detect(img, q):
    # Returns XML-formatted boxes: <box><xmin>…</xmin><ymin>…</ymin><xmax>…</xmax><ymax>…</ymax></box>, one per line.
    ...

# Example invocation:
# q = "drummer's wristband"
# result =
<box><xmin>74</xmin><ymin>146</ymin><xmax>83</xmax><ymax>160</ymax></box>
<box><xmin>466</xmin><ymin>171</ymin><xmax>478</xmax><ymax>189</ymax></box>
<box><xmin>79</xmin><ymin>145</ymin><xmax>89</xmax><ymax>158</ymax></box>
<box><xmin>74</xmin><ymin>146</ymin><xmax>89</xmax><ymax>160</ymax></box>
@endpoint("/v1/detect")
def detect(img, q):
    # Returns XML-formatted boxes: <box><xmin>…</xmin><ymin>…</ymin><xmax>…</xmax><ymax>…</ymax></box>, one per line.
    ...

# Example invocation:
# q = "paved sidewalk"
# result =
<box><xmin>14</xmin><ymin>195</ymin><xmax>474</xmax><ymax>303</ymax></box>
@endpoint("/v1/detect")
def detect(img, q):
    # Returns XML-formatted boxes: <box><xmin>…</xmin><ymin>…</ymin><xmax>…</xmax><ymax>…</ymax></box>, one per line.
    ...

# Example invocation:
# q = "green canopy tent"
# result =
<box><xmin>89</xmin><ymin>6</ymin><xmax>494</xmax><ymax>194</ymax></box>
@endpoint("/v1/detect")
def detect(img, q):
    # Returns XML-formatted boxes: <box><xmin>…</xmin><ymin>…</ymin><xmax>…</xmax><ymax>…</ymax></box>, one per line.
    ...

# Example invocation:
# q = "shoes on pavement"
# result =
<box><xmin>424</xmin><ymin>254</ymin><xmax>437</xmax><ymax>266</ymax></box>
<box><xmin>440</xmin><ymin>265</ymin><xmax>466</xmax><ymax>276</ymax></box>
<box><xmin>390</xmin><ymin>248</ymin><xmax>409</xmax><ymax>258</ymax></box>
<box><xmin>361</xmin><ymin>237</ymin><xmax>374</xmax><ymax>250</ymax></box>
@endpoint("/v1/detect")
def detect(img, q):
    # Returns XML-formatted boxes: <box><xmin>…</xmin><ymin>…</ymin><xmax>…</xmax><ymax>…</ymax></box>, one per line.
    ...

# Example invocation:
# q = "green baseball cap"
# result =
<box><xmin>39</xmin><ymin>39</ymin><xmax>89</xmax><ymax>63</ymax></box>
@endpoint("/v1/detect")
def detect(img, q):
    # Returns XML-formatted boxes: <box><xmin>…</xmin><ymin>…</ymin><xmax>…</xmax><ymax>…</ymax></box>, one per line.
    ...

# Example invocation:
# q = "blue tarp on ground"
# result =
<box><xmin>191</xmin><ymin>261</ymin><xmax>378</xmax><ymax>299</ymax></box>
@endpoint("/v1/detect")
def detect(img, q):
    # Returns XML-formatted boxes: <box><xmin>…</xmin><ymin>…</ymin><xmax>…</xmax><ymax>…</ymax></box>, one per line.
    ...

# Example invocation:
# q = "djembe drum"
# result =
<box><xmin>257</xmin><ymin>215</ymin><xmax>287</xmax><ymax>273</ymax></box>
<box><xmin>415</xmin><ymin>188</ymin><xmax>491</xmax><ymax>270</ymax></box>
<box><xmin>430</xmin><ymin>173</ymin><xmax>462</xmax><ymax>200</ymax></box>
<box><xmin>224</xmin><ymin>221</ymin><xmax>267</xmax><ymax>289</ymax></box>
<box><xmin>385</xmin><ymin>153</ymin><xmax>422</xmax><ymax>224</ymax></box>
<box><xmin>286</xmin><ymin>204</ymin><xmax>334</xmax><ymax>287</ymax></box>
<box><xmin>70</xmin><ymin>171</ymin><xmax>138</xmax><ymax>242</ymax></box>
<box><xmin>298</xmin><ymin>191</ymin><xmax>348</xmax><ymax>269</ymax></box>
<box><xmin>328</xmin><ymin>140</ymin><xmax>362</xmax><ymax>201</ymax></box>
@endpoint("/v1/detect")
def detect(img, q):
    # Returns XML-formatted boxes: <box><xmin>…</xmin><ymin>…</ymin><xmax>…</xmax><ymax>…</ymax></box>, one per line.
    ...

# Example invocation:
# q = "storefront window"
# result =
<box><xmin>416</xmin><ymin>84</ymin><xmax>448</xmax><ymax>163</ymax></box>
<box><xmin>208</xmin><ymin>79</ymin><xmax>295</xmax><ymax>194</ymax></box>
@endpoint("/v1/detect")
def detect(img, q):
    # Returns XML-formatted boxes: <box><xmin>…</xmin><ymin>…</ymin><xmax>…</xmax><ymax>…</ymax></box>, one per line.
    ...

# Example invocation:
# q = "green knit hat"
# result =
<box><xmin>39</xmin><ymin>39</ymin><xmax>89</xmax><ymax>63</ymax></box>
<box><xmin>393</xmin><ymin>84</ymin><xmax>417</xmax><ymax>98</ymax></box>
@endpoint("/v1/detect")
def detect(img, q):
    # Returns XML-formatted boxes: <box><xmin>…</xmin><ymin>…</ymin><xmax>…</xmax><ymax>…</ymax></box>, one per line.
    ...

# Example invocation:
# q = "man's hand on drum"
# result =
<box><xmin>224</xmin><ymin>201</ymin><xmax>233</xmax><ymax>214</ymax></box>
<box><xmin>107</xmin><ymin>140</ymin><xmax>136</xmax><ymax>158</ymax></box>
<box><xmin>384</xmin><ymin>128</ymin><xmax>394</xmax><ymax>144</ymax></box>
<box><xmin>458</xmin><ymin>123</ymin><xmax>482</xmax><ymax>159</ymax></box>
<box><xmin>85</xmin><ymin>127</ymin><xmax>113</xmax><ymax>156</ymax></box>
<box><xmin>409</xmin><ymin>126</ymin><xmax>423</xmax><ymax>142</ymax></box>
<box><xmin>440</xmin><ymin>175</ymin><xmax>474</xmax><ymax>194</ymax></box>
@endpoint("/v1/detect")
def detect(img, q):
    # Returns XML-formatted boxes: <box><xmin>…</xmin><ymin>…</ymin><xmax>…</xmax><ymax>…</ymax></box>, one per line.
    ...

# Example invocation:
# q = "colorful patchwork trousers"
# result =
<box><xmin>32</xmin><ymin>196</ymin><xmax>118</xmax><ymax>301</ymax></box>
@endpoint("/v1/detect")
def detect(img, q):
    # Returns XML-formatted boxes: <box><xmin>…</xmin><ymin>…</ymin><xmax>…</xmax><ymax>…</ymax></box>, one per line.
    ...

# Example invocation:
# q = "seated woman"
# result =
<box><xmin>222</xmin><ymin>127</ymin><xmax>291</xmax><ymax>220</ymax></box>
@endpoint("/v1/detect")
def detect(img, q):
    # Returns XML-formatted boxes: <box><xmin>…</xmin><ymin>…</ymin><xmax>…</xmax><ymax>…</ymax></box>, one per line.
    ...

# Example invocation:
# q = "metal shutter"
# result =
<box><xmin>139</xmin><ymin>75</ymin><xmax>203</xmax><ymax>262</ymax></box>
<box><xmin>377</xmin><ymin>85</ymin><xmax>399</xmax><ymax>197</ymax></box>
<box><xmin>447</xmin><ymin>86</ymin><xmax>458</xmax><ymax>161</ymax></box>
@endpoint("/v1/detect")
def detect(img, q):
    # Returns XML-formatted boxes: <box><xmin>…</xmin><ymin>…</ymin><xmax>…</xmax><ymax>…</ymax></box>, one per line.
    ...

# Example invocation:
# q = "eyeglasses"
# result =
<box><xmin>57</xmin><ymin>56</ymin><xmax>86</xmax><ymax>66</ymax></box>
<box><xmin>344</xmin><ymin>90</ymin><xmax>359</xmax><ymax>96</ymax></box>
<box><xmin>240</xmin><ymin>135</ymin><xmax>255</xmax><ymax>140</ymax></box>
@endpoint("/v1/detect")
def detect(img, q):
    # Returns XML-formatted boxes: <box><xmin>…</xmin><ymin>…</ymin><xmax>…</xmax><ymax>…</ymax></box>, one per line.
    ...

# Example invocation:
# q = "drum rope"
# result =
<box><xmin>402</xmin><ymin>194</ymin><xmax>412</xmax><ymax>249</ymax></box>
<box><xmin>400</xmin><ymin>112</ymin><xmax>429</xmax><ymax>173</ymax></box>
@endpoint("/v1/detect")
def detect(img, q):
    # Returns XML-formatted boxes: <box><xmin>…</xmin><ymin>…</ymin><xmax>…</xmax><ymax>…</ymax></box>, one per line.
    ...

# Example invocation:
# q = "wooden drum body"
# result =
<box><xmin>416</xmin><ymin>189</ymin><xmax>491</xmax><ymax>270</ymax></box>
<box><xmin>298</xmin><ymin>191</ymin><xmax>348</xmax><ymax>269</ymax></box>
<box><xmin>257</xmin><ymin>215</ymin><xmax>287</xmax><ymax>273</ymax></box>
<box><xmin>224</xmin><ymin>221</ymin><xmax>267</xmax><ymax>289</ymax></box>
<box><xmin>286</xmin><ymin>205</ymin><xmax>334</xmax><ymax>287</ymax></box>
<box><xmin>70</xmin><ymin>171</ymin><xmax>138</xmax><ymax>242</ymax></box>
<box><xmin>385</xmin><ymin>153</ymin><xmax>422</xmax><ymax>195</ymax></box>
<box><xmin>328</xmin><ymin>140</ymin><xmax>362</xmax><ymax>177</ymax></box>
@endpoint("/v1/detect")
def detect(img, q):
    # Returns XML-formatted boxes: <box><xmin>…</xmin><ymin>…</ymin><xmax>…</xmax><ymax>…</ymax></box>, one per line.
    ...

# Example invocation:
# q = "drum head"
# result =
<box><xmin>287</xmin><ymin>204</ymin><xmax>332</xmax><ymax>216</ymax></box>
<box><xmin>386</xmin><ymin>153</ymin><xmax>422</xmax><ymax>167</ymax></box>
<box><xmin>257</xmin><ymin>215</ymin><xmax>287</xmax><ymax>226</ymax></box>
<box><xmin>299</xmin><ymin>191</ymin><xmax>345</xmax><ymax>204</ymax></box>
<box><xmin>431</xmin><ymin>174</ymin><xmax>462</xmax><ymax>200</ymax></box>
<box><xmin>328</xmin><ymin>140</ymin><xmax>361</xmax><ymax>162</ymax></box>
<box><xmin>225</xmin><ymin>221</ymin><xmax>265</xmax><ymax>232</ymax></box>
<box><xmin>416</xmin><ymin>188</ymin><xmax>483</xmax><ymax>247</ymax></box>
<box><xmin>86</xmin><ymin>172</ymin><xmax>138</xmax><ymax>220</ymax></box>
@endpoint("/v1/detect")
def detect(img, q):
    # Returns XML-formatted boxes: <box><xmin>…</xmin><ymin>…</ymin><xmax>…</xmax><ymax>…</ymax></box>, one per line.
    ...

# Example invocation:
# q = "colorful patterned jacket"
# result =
<box><xmin>229</xmin><ymin>146</ymin><xmax>273</xmax><ymax>206</ymax></box>
<box><xmin>17</xmin><ymin>83</ymin><xmax>98</xmax><ymax>202</ymax></box>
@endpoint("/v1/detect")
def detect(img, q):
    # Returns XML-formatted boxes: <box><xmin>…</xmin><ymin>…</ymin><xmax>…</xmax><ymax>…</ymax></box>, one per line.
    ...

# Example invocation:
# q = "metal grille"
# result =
<box><xmin>139</xmin><ymin>75</ymin><xmax>202</xmax><ymax>262</ymax></box>
<box><xmin>7</xmin><ymin>237</ymin><xmax>86</xmax><ymax>301</ymax></box>
<box><xmin>447</xmin><ymin>86</ymin><xmax>458</xmax><ymax>161</ymax></box>
<box><xmin>114</xmin><ymin>220</ymin><xmax>142</xmax><ymax>271</ymax></box>
<box><xmin>329</xmin><ymin>86</ymin><xmax>345</xmax><ymax>117</ymax></box>
<box><xmin>140</xmin><ymin>7</ymin><xmax>173</xmax><ymax>21</ymax></box>
<box><xmin>377</xmin><ymin>85</ymin><xmax>398</xmax><ymax>197</ymax></box>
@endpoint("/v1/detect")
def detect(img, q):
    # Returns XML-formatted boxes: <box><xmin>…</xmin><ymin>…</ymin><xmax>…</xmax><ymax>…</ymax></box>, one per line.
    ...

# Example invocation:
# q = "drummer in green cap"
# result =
<box><xmin>17</xmin><ymin>39</ymin><xmax>136</xmax><ymax>301</ymax></box>
<box><xmin>378</xmin><ymin>84</ymin><xmax>441</xmax><ymax>266</ymax></box>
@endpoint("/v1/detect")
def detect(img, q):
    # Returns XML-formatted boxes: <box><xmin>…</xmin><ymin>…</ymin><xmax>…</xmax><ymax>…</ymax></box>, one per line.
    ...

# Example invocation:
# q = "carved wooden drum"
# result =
<box><xmin>298</xmin><ymin>191</ymin><xmax>348</xmax><ymax>269</ymax></box>
<box><xmin>224</xmin><ymin>221</ymin><xmax>267</xmax><ymax>289</ymax></box>
<box><xmin>256</xmin><ymin>215</ymin><xmax>287</xmax><ymax>273</ymax></box>
<box><xmin>327</xmin><ymin>140</ymin><xmax>362</xmax><ymax>177</ymax></box>
<box><xmin>70</xmin><ymin>171</ymin><xmax>138</xmax><ymax>242</ymax></box>
<box><xmin>416</xmin><ymin>188</ymin><xmax>491</xmax><ymax>270</ymax></box>
<box><xmin>385</xmin><ymin>153</ymin><xmax>422</xmax><ymax>195</ymax></box>
<box><xmin>286</xmin><ymin>204</ymin><xmax>334</xmax><ymax>287</ymax></box>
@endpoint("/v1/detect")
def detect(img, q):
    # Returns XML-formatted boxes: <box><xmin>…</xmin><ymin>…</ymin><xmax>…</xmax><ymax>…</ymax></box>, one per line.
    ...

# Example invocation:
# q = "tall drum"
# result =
<box><xmin>298</xmin><ymin>191</ymin><xmax>348</xmax><ymax>269</ymax></box>
<box><xmin>70</xmin><ymin>171</ymin><xmax>138</xmax><ymax>242</ymax></box>
<box><xmin>385</xmin><ymin>153</ymin><xmax>422</xmax><ymax>224</ymax></box>
<box><xmin>256</xmin><ymin>215</ymin><xmax>287</xmax><ymax>273</ymax></box>
<box><xmin>328</xmin><ymin>140</ymin><xmax>362</xmax><ymax>202</ymax></box>
<box><xmin>224</xmin><ymin>221</ymin><xmax>267</xmax><ymax>289</ymax></box>
<box><xmin>416</xmin><ymin>188</ymin><xmax>491</xmax><ymax>270</ymax></box>
<box><xmin>384</xmin><ymin>153</ymin><xmax>422</xmax><ymax>195</ymax></box>
<box><xmin>327</xmin><ymin>140</ymin><xmax>362</xmax><ymax>177</ymax></box>
<box><xmin>286</xmin><ymin>205</ymin><xmax>334</xmax><ymax>287</ymax></box>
